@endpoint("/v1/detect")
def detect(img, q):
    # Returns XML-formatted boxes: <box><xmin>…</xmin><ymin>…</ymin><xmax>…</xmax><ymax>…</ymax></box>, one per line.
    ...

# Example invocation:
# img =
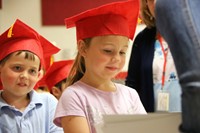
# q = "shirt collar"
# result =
<box><xmin>0</xmin><ymin>90</ymin><xmax>43</xmax><ymax>113</ymax></box>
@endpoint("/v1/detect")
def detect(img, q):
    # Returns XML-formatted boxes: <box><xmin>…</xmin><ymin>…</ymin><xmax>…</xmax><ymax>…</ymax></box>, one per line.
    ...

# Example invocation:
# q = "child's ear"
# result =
<box><xmin>78</xmin><ymin>40</ymin><xmax>87</xmax><ymax>57</ymax></box>
<box><xmin>38</xmin><ymin>70</ymin><xmax>44</xmax><ymax>80</ymax></box>
<box><xmin>51</xmin><ymin>87</ymin><xmax>61</xmax><ymax>99</ymax></box>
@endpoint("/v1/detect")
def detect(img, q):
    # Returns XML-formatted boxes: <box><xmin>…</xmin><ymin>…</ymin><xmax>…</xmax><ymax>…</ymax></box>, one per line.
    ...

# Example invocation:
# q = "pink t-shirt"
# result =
<box><xmin>54</xmin><ymin>81</ymin><xmax>146</xmax><ymax>133</ymax></box>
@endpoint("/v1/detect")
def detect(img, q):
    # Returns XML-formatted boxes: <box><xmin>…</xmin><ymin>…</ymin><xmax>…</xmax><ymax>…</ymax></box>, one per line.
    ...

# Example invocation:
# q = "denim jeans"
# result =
<box><xmin>155</xmin><ymin>0</ymin><xmax>200</xmax><ymax>133</ymax></box>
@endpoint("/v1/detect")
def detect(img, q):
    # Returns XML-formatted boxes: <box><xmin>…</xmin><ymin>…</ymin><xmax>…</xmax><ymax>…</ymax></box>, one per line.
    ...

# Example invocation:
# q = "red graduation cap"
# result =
<box><xmin>41</xmin><ymin>60</ymin><xmax>74</xmax><ymax>90</ymax></box>
<box><xmin>0</xmin><ymin>19</ymin><xmax>60</xmax><ymax>70</ymax></box>
<box><xmin>0</xmin><ymin>19</ymin><xmax>60</xmax><ymax>90</ymax></box>
<box><xmin>35</xmin><ymin>55</ymin><xmax>55</xmax><ymax>90</ymax></box>
<box><xmin>65</xmin><ymin>0</ymin><xmax>139</xmax><ymax>41</ymax></box>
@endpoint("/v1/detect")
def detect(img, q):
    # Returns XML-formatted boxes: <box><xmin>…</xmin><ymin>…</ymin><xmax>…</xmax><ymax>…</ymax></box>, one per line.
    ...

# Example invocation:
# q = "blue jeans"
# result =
<box><xmin>155</xmin><ymin>0</ymin><xmax>200</xmax><ymax>133</ymax></box>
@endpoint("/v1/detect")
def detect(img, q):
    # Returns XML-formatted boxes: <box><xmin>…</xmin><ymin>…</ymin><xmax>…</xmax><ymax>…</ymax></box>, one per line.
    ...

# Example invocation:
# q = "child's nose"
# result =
<box><xmin>19</xmin><ymin>72</ymin><xmax>28</xmax><ymax>79</ymax></box>
<box><xmin>111</xmin><ymin>53</ymin><xmax>121</xmax><ymax>62</ymax></box>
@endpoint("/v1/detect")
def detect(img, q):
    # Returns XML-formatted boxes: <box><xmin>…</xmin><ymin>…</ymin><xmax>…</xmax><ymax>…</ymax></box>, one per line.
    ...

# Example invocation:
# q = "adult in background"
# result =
<box><xmin>126</xmin><ymin>0</ymin><xmax>181</xmax><ymax>112</ymax></box>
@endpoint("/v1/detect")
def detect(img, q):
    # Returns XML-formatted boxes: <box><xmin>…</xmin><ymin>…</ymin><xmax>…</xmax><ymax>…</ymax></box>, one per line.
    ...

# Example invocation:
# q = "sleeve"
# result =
<box><xmin>131</xmin><ymin>89</ymin><xmax>147</xmax><ymax>114</ymax></box>
<box><xmin>46</xmin><ymin>93</ymin><xmax>64</xmax><ymax>133</ymax></box>
<box><xmin>53</xmin><ymin>88</ymin><xmax>85</xmax><ymax>127</ymax></box>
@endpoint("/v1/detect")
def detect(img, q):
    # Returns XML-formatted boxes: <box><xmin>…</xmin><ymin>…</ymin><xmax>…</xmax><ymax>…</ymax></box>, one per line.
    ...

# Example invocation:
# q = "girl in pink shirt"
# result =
<box><xmin>54</xmin><ymin>1</ymin><xmax>146</xmax><ymax>133</ymax></box>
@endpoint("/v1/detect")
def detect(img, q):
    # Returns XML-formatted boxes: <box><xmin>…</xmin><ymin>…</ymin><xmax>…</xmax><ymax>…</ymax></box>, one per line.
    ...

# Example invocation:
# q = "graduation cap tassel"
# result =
<box><xmin>7</xmin><ymin>24</ymin><xmax>14</xmax><ymax>38</ymax></box>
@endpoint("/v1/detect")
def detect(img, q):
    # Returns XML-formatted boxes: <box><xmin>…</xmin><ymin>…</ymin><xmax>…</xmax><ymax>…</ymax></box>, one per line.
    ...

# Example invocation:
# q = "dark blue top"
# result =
<box><xmin>125</xmin><ymin>27</ymin><xmax>157</xmax><ymax>112</ymax></box>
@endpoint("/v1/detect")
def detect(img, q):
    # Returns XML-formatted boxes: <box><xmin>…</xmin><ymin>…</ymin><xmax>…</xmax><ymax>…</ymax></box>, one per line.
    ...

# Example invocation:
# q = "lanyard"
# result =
<box><xmin>158</xmin><ymin>36</ymin><xmax>168</xmax><ymax>90</ymax></box>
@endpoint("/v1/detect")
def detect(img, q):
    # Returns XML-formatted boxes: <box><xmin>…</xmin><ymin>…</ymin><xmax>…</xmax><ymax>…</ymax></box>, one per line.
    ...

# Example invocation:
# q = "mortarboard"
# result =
<box><xmin>0</xmin><ymin>19</ymin><xmax>60</xmax><ymax>70</ymax></box>
<box><xmin>65</xmin><ymin>0</ymin><xmax>139</xmax><ymax>41</ymax></box>
<box><xmin>42</xmin><ymin>60</ymin><xmax>74</xmax><ymax>90</ymax></box>
<box><xmin>0</xmin><ymin>19</ymin><xmax>60</xmax><ymax>90</ymax></box>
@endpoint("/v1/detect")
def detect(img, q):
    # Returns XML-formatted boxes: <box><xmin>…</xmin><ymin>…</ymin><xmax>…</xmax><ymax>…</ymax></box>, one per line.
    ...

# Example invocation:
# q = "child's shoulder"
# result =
<box><xmin>114</xmin><ymin>83</ymin><xmax>137</xmax><ymax>93</ymax></box>
<box><xmin>114</xmin><ymin>82</ymin><xmax>131</xmax><ymax>88</ymax></box>
<box><xmin>30</xmin><ymin>90</ymin><xmax>58</xmax><ymax>105</ymax></box>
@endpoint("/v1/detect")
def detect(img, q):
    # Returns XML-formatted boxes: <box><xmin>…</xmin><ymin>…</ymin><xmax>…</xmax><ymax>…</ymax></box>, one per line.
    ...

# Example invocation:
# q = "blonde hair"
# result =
<box><xmin>66</xmin><ymin>38</ymin><xmax>91</xmax><ymax>87</ymax></box>
<box><xmin>140</xmin><ymin>0</ymin><xmax>156</xmax><ymax>28</ymax></box>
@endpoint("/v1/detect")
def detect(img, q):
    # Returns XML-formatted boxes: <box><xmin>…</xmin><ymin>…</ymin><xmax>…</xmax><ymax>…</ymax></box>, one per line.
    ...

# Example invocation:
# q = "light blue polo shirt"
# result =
<box><xmin>0</xmin><ymin>90</ymin><xmax>63</xmax><ymax>133</ymax></box>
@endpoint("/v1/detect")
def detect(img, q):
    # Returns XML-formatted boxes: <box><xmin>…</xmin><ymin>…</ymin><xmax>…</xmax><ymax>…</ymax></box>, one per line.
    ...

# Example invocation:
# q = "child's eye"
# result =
<box><xmin>103</xmin><ymin>49</ymin><xmax>112</xmax><ymax>53</ymax></box>
<box><xmin>12</xmin><ymin>66</ymin><xmax>22</xmax><ymax>72</ymax></box>
<box><xmin>29</xmin><ymin>69</ymin><xmax>37</xmax><ymax>76</ymax></box>
<box><xmin>120</xmin><ymin>51</ymin><xmax>126</xmax><ymax>55</ymax></box>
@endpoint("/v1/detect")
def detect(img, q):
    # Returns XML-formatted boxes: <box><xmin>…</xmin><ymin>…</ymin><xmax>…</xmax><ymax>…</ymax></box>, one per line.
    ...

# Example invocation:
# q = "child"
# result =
<box><xmin>42</xmin><ymin>60</ymin><xmax>73</xmax><ymax>99</ymax></box>
<box><xmin>53</xmin><ymin>1</ymin><xmax>146</xmax><ymax>133</ymax></box>
<box><xmin>126</xmin><ymin>0</ymin><xmax>181</xmax><ymax>112</ymax></box>
<box><xmin>0</xmin><ymin>19</ymin><xmax>63</xmax><ymax>133</ymax></box>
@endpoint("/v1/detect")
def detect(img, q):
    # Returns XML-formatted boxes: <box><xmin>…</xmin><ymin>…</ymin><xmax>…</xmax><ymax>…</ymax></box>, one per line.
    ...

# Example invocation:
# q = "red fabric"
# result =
<box><xmin>39</xmin><ymin>60</ymin><xmax>74</xmax><ymax>90</ymax></box>
<box><xmin>0</xmin><ymin>19</ymin><xmax>60</xmax><ymax>70</ymax></box>
<box><xmin>0</xmin><ymin>19</ymin><xmax>60</xmax><ymax>90</ymax></box>
<box><xmin>41</xmin><ymin>0</ymin><xmax>127</xmax><ymax>25</ymax></box>
<box><xmin>74</xmin><ymin>14</ymin><xmax>129</xmax><ymax>41</ymax></box>
<box><xmin>0</xmin><ymin>0</ymin><xmax>2</xmax><ymax>9</ymax></box>
<box><xmin>65</xmin><ymin>0</ymin><xmax>139</xmax><ymax>40</ymax></box>
<box><xmin>115</xmin><ymin>71</ymin><xmax>127</xmax><ymax>79</ymax></box>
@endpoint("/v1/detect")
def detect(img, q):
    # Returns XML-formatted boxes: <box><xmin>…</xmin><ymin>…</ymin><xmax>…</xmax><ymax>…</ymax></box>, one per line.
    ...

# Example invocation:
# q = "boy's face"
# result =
<box><xmin>0</xmin><ymin>51</ymin><xmax>40</xmax><ymax>97</ymax></box>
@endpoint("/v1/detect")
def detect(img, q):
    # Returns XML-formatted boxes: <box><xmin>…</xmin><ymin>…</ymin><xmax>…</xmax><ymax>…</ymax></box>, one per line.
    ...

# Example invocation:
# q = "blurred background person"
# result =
<box><xmin>42</xmin><ymin>60</ymin><xmax>73</xmax><ymax>99</ymax></box>
<box><xmin>125</xmin><ymin>0</ymin><xmax>181</xmax><ymax>112</ymax></box>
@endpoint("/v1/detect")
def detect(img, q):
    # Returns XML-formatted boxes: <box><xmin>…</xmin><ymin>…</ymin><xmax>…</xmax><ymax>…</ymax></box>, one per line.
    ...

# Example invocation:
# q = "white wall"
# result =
<box><xmin>0</xmin><ymin>0</ymin><xmax>145</xmax><ymax>71</ymax></box>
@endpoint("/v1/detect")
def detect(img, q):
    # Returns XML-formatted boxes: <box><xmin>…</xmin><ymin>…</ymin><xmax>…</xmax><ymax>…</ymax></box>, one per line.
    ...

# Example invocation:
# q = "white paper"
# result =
<box><xmin>96</xmin><ymin>113</ymin><xmax>181</xmax><ymax>133</ymax></box>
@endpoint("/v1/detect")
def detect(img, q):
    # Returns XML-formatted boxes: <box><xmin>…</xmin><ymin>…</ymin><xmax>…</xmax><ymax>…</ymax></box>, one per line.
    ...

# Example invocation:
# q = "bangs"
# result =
<box><xmin>16</xmin><ymin>51</ymin><xmax>36</xmax><ymax>61</ymax></box>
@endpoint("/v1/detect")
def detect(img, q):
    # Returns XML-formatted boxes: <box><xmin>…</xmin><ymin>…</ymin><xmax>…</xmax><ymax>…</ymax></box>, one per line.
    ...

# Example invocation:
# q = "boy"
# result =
<box><xmin>42</xmin><ymin>60</ymin><xmax>73</xmax><ymax>99</ymax></box>
<box><xmin>0</xmin><ymin>19</ymin><xmax>63</xmax><ymax>133</ymax></box>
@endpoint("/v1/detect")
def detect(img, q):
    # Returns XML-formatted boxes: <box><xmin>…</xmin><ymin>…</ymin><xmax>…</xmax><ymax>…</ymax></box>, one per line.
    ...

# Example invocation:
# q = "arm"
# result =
<box><xmin>54</xmin><ymin>88</ymin><xmax>91</xmax><ymax>133</ymax></box>
<box><xmin>61</xmin><ymin>116</ymin><xmax>90</xmax><ymax>133</ymax></box>
<box><xmin>155</xmin><ymin>0</ymin><xmax>200</xmax><ymax>132</ymax></box>
<box><xmin>49</xmin><ymin>96</ymin><xmax>64</xmax><ymax>133</ymax></box>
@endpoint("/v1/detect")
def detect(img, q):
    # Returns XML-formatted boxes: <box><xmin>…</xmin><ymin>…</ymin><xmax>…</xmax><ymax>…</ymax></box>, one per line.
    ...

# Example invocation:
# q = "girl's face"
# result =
<box><xmin>0</xmin><ymin>52</ymin><xmax>40</xmax><ymax>97</ymax></box>
<box><xmin>81</xmin><ymin>35</ymin><xmax>129</xmax><ymax>81</ymax></box>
